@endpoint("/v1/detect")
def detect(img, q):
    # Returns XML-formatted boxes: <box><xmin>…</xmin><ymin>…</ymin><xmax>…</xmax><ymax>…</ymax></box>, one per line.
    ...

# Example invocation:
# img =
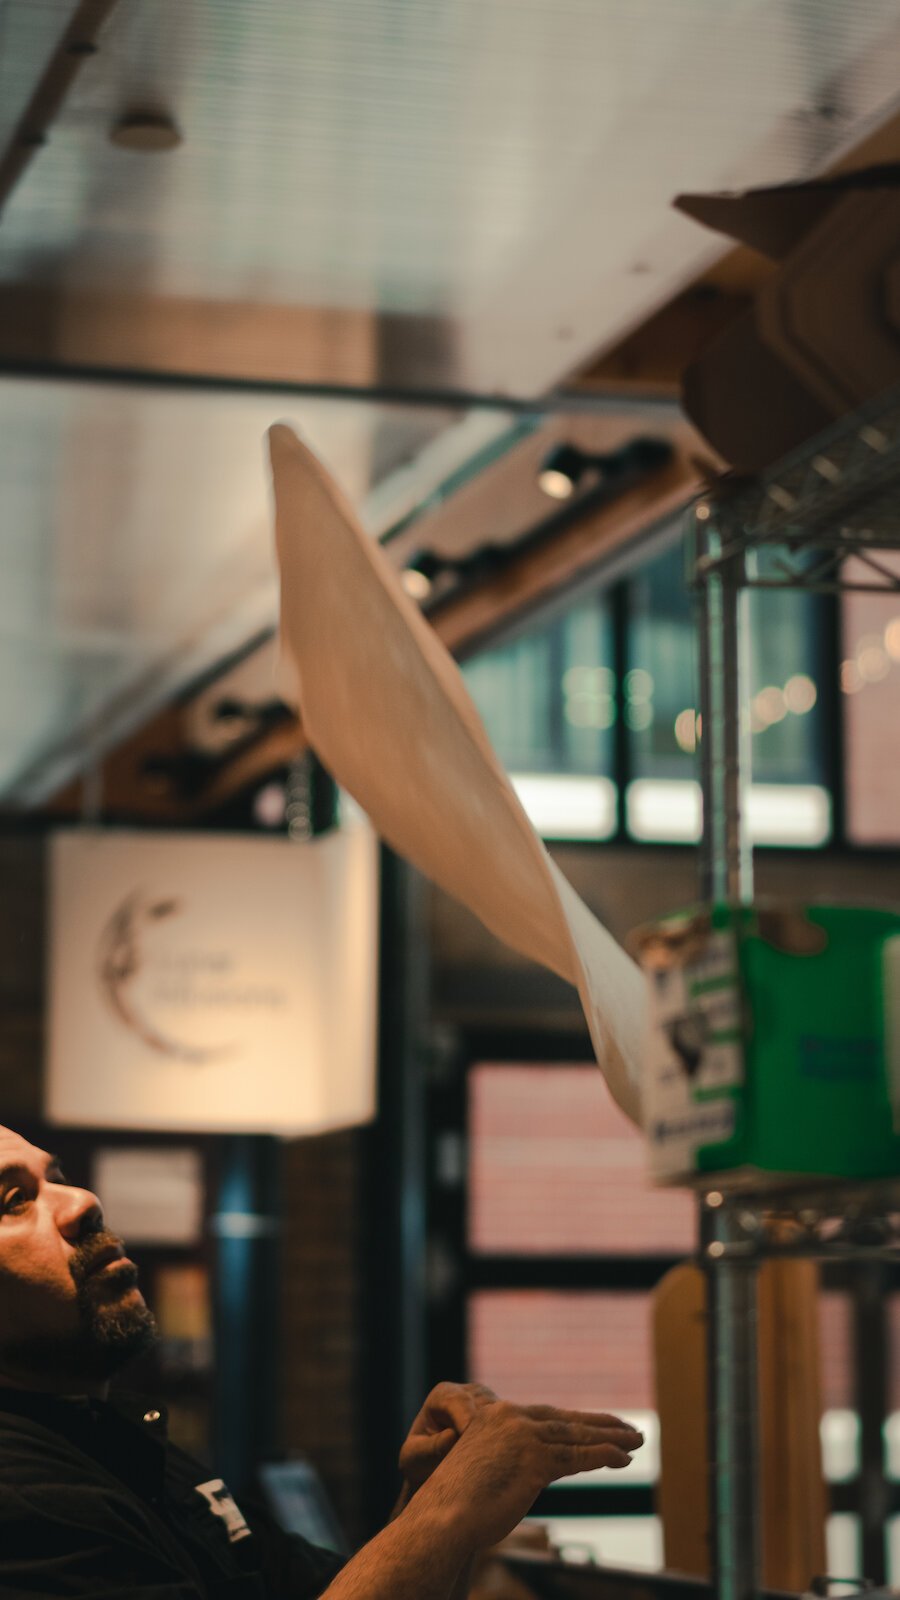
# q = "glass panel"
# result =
<box><xmin>509</xmin><ymin>774</ymin><xmax>617</xmax><ymax>842</ymax></box>
<box><xmin>883</xmin><ymin>1297</ymin><xmax>900</xmax><ymax>1479</ymax></box>
<box><xmin>462</xmin><ymin>629</ymin><xmax>557</xmax><ymax>774</ymax></box>
<box><xmin>626</xmin><ymin>537</ymin><xmax>696</xmax><ymax>786</ymax></box>
<box><xmin>626</xmin><ymin>535</ymin><xmax>829</xmax><ymax>845</ymax></box>
<box><xmin>625</xmin><ymin>778</ymin><xmax>830</xmax><ymax>846</ymax></box>
<box><xmin>820</xmin><ymin>1292</ymin><xmax>854</xmax><ymax>1412</ymax></box>
<box><xmin>884</xmin><ymin>1415</ymin><xmax>900</xmax><ymax>1480</ymax></box>
<box><xmin>746</xmin><ymin>588</ymin><xmax>826</xmax><ymax>786</ymax></box>
<box><xmin>819</xmin><ymin>1294</ymin><xmax>859</xmax><ymax>1484</ymax></box>
<box><xmin>826</xmin><ymin>1514</ymin><xmax>862</xmax><ymax>1581</ymax></box>
<box><xmin>527</xmin><ymin>1515</ymin><xmax>663</xmax><ymax>1571</ymax></box>
<box><xmin>468</xmin><ymin>1064</ymin><xmax>694</xmax><ymax>1256</ymax></box>
<box><xmin>461</xmin><ymin>596</ymin><xmax>616</xmax><ymax>839</ymax></box>
<box><xmin>468</xmin><ymin>1289</ymin><xmax>653</xmax><ymax>1416</ymax></box>
<box><xmin>821</xmin><ymin>1411</ymin><xmax>859</xmax><ymax>1484</ymax></box>
<box><xmin>558</xmin><ymin>597</ymin><xmax>617</xmax><ymax>778</ymax></box>
<box><xmin>842</xmin><ymin>556</ymin><xmax>900</xmax><ymax>845</ymax></box>
<box><xmin>887</xmin><ymin>1516</ymin><xmax>900</xmax><ymax>1585</ymax></box>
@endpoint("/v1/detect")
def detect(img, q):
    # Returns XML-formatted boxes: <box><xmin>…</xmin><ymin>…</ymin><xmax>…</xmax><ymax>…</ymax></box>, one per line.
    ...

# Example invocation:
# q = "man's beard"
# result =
<box><xmin>1</xmin><ymin>1230</ymin><xmax>158</xmax><ymax>1385</ymax></box>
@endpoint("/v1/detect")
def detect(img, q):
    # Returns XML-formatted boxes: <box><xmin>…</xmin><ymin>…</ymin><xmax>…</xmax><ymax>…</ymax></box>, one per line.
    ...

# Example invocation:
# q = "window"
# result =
<box><xmin>427</xmin><ymin>1046</ymin><xmax>688</xmax><ymax>1573</ymax></box>
<box><xmin>842</xmin><ymin>554</ymin><xmax>900</xmax><ymax>846</ymax></box>
<box><xmin>468</xmin><ymin>1289</ymin><xmax>654</xmax><ymax>1419</ymax></box>
<box><xmin>468</xmin><ymin>1064</ymin><xmax>693</xmax><ymax>1257</ymax></box>
<box><xmin>462</xmin><ymin>524</ymin><xmax>833</xmax><ymax>848</ymax></box>
<box><xmin>426</xmin><ymin>1042</ymin><xmax>900</xmax><ymax>1575</ymax></box>
<box><xmin>462</xmin><ymin>595</ymin><xmax>617</xmax><ymax>840</ymax></box>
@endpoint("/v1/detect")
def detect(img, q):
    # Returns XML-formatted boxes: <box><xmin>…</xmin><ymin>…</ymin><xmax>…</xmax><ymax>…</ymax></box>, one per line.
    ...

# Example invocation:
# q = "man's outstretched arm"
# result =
<box><xmin>319</xmin><ymin>1398</ymin><xmax>642</xmax><ymax>1600</ymax></box>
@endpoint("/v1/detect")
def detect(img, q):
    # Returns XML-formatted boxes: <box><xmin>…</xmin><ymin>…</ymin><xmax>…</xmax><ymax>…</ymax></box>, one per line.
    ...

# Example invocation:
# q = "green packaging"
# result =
<box><xmin>634</xmin><ymin>903</ymin><xmax>900</xmax><ymax>1186</ymax></box>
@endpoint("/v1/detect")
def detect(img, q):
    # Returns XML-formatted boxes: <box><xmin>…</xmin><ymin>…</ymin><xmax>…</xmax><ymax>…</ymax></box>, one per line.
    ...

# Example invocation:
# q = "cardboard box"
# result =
<box><xmin>675</xmin><ymin>165</ymin><xmax>900</xmax><ymax>471</ymax></box>
<box><xmin>634</xmin><ymin>902</ymin><xmax>900</xmax><ymax>1186</ymax></box>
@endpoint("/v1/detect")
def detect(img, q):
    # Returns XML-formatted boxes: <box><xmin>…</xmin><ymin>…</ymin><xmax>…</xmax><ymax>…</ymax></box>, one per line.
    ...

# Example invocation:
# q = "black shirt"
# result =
<box><xmin>0</xmin><ymin>1387</ymin><xmax>345</xmax><ymax>1598</ymax></box>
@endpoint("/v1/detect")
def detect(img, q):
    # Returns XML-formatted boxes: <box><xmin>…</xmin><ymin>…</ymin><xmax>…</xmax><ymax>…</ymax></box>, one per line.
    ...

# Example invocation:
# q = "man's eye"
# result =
<box><xmin>2</xmin><ymin>1190</ymin><xmax>29</xmax><ymax>1215</ymax></box>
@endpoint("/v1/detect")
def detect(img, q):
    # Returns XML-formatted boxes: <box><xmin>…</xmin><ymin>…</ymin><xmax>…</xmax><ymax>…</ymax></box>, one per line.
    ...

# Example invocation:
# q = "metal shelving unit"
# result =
<box><xmin>688</xmin><ymin>385</ymin><xmax>900</xmax><ymax>1600</ymax></box>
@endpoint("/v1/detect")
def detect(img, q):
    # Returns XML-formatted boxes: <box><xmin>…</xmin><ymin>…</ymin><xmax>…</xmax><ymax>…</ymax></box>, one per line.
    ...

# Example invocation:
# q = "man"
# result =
<box><xmin>0</xmin><ymin>1122</ymin><xmax>643</xmax><ymax>1598</ymax></box>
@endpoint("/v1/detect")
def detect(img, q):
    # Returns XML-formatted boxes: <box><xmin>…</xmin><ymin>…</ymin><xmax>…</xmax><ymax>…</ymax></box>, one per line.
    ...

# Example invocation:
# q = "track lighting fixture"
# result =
<box><xmin>538</xmin><ymin>436</ymin><xmax>673</xmax><ymax>499</ymax></box>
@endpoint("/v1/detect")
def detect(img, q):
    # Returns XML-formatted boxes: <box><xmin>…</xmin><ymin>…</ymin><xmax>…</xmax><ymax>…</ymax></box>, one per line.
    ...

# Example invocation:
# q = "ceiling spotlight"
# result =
<box><xmin>110</xmin><ymin>111</ymin><xmax>182</xmax><ymax>151</ymax></box>
<box><xmin>402</xmin><ymin>567</ymin><xmax>432</xmax><ymax>602</ymax></box>
<box><xmin>538</xmin><ymin>436</ymin><xmax>673</xmax><ymax>501</ymax></box>
<box><xmin>402</xmin><ymin>550</ymin><xmax>444</xmax><ymax>601</ymax></box>
<box><xmin>253</xmin><ymin>781</ymin><xmax>287</xmax><ymax>829</ymax></box>
<box><xmin>210</xmin><ymin>695</ymin><xmax>288</xmax><ymax>736</ymax></box>
<box><xmin>139</xmin><ymin>753</ymin><xmax>209</xmax><ymax>798</ymax></box>
<box><xmin>212</xmin><ymin>697</ymin><xmax>251</xmax><ymax>736</ymax></box>
<box><xmin>537</xmin><ymin>443</ymin><xmax>589</xmax><ymax>499</ymax></box>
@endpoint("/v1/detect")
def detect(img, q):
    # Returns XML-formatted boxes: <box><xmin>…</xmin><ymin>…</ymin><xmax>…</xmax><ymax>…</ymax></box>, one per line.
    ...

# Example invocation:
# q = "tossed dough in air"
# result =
<box><xmin>269</xmin><ymin>423</ymin><xmax>647</xmax><ymax>1124</ymax></box>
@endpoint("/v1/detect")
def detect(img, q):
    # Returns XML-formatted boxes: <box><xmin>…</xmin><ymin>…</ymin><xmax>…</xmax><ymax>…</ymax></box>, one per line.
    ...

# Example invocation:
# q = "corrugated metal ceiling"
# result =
<box><xmin>3</xmin><ymin>0</ymin><xmax>900</xmax><ymax>386</ymax></box>
<box><xmin>2</xmin><ymin>0</ymin><xmax>900</xmax><ymax>803</ymax></box>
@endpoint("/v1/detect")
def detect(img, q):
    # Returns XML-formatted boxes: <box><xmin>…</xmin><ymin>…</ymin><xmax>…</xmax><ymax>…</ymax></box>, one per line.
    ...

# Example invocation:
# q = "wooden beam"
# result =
<box><xmin>0</xmin><ymin>283</ymin><xmax>379</xmax><ymax>388</ymax></box>
<box><xmin>578</xmin><ymin>266</ymin><xmax>767</xmax><ymax>393</ymax></box>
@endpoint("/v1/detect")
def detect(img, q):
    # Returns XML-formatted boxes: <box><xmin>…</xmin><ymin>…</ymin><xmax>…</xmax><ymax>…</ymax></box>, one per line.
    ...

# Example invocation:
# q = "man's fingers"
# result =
<box><xmin>550</xmin><ymin>1442</ymin><xmax>634</xmax><ymax>1476</ymax></box>
<box><xmin>430</xmin><ymin>1393</ymin><xmax>482</xmax><ymax>1433</ymax></box>
<box><xmin>537</xmin><ymin>1421</ymin><xmax>643</xmax><ymax>1450</ymax></box>
<box><xmin>401</xmin><ymin>1427</ymin><xmax>456</xmax><ymax>1466</ymax></box>
<box><xmin>419</xmin><ymin>1382</ymin><xmax>498</xmax><ymax>1435</ymax></box>
<box><xmin>524</xmin><ymin>1405</ymin><xmax>641</xmax><ymax>1435</ymax></box>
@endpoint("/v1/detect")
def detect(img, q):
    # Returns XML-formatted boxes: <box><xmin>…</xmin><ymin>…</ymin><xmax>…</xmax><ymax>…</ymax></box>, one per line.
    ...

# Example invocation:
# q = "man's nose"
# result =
<box><xmin>53</xmin><ymin>1184</ymin><xmax>104</xmax><ymax>1242</ymax></box>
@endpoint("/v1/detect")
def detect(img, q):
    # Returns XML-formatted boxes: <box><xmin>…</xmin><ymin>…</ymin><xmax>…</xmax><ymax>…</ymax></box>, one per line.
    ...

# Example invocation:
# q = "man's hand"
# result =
<box><xmin>321</xmin><ymin>1396</ymin><xmax>642</xmax><ymax>1600</ymax></box>
<box><xmin>399</xmin><ymin>1382</ymin><xmax>499</xmax><ymax>1493</ymax></box>
<box><xmin>414</xmin><ymin>1398</ymin><xmax>643</xmax><ymax>1554</ymax></box>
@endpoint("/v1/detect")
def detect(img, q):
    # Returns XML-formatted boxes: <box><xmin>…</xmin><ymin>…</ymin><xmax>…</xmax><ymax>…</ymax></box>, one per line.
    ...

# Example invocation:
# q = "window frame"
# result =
<box><xmin>456</xmin><ymin>517</ymin><xmax>899</xmax><ymax>857</ymax></box>
<box><xmin>424</xmin><ymin>1026</ymin><xmax>680</xmax><ymax>1524</ymax></box>
<box><xmin>423</xmin><ymin>1025</ymin><xmax>900</xmax><ymax>1542</ymax></box>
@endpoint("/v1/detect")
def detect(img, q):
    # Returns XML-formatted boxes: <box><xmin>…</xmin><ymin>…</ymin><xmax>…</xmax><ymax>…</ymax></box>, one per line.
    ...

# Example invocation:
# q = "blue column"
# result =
<box><xmin>211</xmin><ymin>1133</ymin><xmax>283</xmax><ymax>1494</ymax></box>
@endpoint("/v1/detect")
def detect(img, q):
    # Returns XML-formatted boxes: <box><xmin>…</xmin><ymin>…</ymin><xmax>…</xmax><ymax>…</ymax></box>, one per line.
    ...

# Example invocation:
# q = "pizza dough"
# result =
<box><xmin>269</xmin><ymin>423</ymin><xmax>647</xmax><ymax>1124</ymax></box>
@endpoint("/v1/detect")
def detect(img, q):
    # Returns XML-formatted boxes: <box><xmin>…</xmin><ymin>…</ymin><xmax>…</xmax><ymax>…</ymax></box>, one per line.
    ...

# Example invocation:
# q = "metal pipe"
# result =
<box><xmin>0</xmin><ymin>1</ymin><xmax>122</xmax><ymax>215</ymax></box>
<box><xmin>0</xmin><ymin>356</ymin><xmax>683</xmax><ymax>419</ymax></box>
<box><xmin>702</xmin><ymin>1197</ymin><xmax>762</xmax><ymax>1600</ymax></box>
<box><xmin>721</xmin><ymin>567</ymin><xmax>753</xmax><ymax>906</ymax></box>
<box><xmin>695</xmin><ymin>505</ymin><xmax>759</xmax><ymax>1600</ymax></box>
<box><xmin>695</xmin><ymin>511</ymin><xmax>753</xmax><ymax>907</ymax></box>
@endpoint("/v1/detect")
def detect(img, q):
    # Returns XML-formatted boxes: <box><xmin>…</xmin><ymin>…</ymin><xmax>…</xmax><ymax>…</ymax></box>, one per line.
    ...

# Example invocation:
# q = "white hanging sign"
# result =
<box><xmin>46</xmin><ymin>820</ymin><xmax>378</xmax><ymax>1135</ymax></box>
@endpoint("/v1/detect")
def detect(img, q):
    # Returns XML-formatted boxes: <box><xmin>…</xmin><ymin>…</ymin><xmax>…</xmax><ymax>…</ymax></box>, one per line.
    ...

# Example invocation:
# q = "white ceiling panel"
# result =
<box><xmin>0</xmin><ymin>376</ymin><xmax>466</xmax><ymax>801</ymax></box>
<box><xmin>1</xmin><ymin>0</ymin><xmax>899</xmax><ymax>393</ymax></box>
<box><xmin>2</xmin><ymin>1</ymin><xmax>900</xmax><ymax>802</ymax></box>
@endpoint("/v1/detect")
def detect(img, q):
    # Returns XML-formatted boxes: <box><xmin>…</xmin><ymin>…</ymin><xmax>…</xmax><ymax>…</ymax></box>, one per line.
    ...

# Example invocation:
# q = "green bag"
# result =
<box><xmin>634</xmin><ymin>903</ymin><xmax>900</xmax><ymax>1186</ymax></box>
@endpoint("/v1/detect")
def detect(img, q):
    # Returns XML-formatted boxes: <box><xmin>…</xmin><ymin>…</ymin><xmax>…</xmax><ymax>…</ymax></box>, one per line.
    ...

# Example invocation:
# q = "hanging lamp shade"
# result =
<box><xmin>47</xmin><ymin>819</ymin><xmax>378</xmax><ymax>1135</ymax></box>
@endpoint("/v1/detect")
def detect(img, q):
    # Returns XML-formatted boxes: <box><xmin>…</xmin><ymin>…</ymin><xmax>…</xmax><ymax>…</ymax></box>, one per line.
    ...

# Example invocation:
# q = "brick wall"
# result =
<box><xmin>280</xmin><ymin>1130</ymin><xmax>366</xmax><ymax>1543</ymax></box>
<box><xmin>0</xmin><ymin>835</ymin><xmax>45</xmax><ymax>1121</ymax></box>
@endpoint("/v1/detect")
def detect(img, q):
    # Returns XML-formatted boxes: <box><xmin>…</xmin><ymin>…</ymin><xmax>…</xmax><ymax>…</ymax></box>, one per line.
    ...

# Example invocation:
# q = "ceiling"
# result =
<box><xmin>2</xmin><ymin>0</ymin><xmax>900</xmax><ymax>808</ymax></box>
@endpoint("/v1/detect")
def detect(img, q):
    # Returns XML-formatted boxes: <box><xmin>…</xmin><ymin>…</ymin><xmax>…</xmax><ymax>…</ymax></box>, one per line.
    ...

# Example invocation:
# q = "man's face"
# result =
<box><xmin>0</xmin><ymin>1125</ymin><xmax>156</xmax><ymax>1388</ymax></box>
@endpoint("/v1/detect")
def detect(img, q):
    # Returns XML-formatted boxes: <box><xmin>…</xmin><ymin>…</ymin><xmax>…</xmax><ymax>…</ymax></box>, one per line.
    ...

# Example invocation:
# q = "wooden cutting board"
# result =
<box><xmin>655</xmin><ymin>1258</ymin><xmax>827</xmax><ymax>1591</ymax></box>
